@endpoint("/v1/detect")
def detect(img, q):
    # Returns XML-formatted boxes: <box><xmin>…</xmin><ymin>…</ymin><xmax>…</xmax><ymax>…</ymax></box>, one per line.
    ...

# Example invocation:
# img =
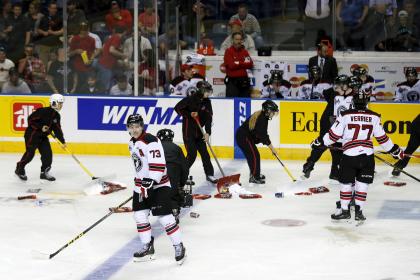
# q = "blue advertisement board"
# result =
<box><xmin>233</xmin><ymin>98</ymin><xmax>251</xmax><ymax>159</ymax></box>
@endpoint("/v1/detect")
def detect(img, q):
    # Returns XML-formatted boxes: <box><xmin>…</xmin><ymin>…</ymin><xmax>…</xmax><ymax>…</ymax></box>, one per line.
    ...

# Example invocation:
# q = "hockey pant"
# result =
<box><xmin>184</xmin><ymin>137</ymin><xmax>214</xmax><ymax>177</ymax></box>
<box><xmin>16</xmin><ymin>129</ymin><xmax>52</xmax><ymax>173</ymax></box>
<box><xmin>134</xmin><ymin>209</ymin><xmax>182</xmax><ymax>246</ymax></box>
<box><xmin>306</xmin><ymin>141</ymin><xmax>343</xmax><ymax>179</ymax></box>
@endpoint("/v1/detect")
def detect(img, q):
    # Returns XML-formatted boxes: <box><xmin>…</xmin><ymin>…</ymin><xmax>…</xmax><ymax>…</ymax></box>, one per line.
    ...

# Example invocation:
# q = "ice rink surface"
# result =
<box><xmin>1</xmin><ymin>153</ymin><xmax>420</xmax><ymax>280</ymax></box>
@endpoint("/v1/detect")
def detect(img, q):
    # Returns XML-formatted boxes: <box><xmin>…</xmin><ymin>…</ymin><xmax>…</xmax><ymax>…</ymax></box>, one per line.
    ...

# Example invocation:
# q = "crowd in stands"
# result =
<box><xmin>0</xmin><ymin>0</ymin><xmax>418</xmax><ymax>100</ymax></box>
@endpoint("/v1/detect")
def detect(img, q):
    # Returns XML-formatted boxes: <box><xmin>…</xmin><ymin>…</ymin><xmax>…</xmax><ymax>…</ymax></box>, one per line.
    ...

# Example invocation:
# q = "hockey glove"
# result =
<box><xmin>389</xmin><ymin>144</ymin><xmax>404</xmax><ymax>160</ymax></box>
<box><xmin>311</xmin><ymin>137</ymin><xmax>324</xmax><ymax>150</ymax></box>
<box><xmin>134</xmin><ymin>178</ymin><xmax>156</xmax><ymax>189</ymax></box>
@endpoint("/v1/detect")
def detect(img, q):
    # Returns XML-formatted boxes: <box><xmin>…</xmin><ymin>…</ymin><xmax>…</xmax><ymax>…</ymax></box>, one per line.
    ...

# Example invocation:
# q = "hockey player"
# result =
<box><xmin>392</xmin><ymin>114</ymin><xmax>420</xmax><ymax>176</ymax></box>
<box><xmin>302</xmin><ymin>75</ymin><xmax>359</xmax><ymax>180</ymax></box>
<box><xmin>169</xmin><ymin>64</ymin><xmax>194</xmax><ymax>96</ymax></box>
<box><xmin>15</xmin><ymin>94</ymin><xmax>65</xmax><ymax>181</ymax></box>
<box><xmin>352</xmin><ymin>66</ymin><xmax>377</xmax><ymax>101</ymax></box>
<box><xmin>297</xmin><ymin>66</ymin><xmax>332</xmax><ymax>100</ymax></box>
<box><xmin>174</xmin><ymin>81</ymin><xmax>217</xmax><ymax>184</ymax></box>
<box><xmin>156</xmin><ymin>128</ymin><xmax>189</xmax><ymax>220</ymax></box>
<box><xmin>318</xmin><ymin>89</ymin><xmax>404</xmax><ymax>221</ymax></box>
<box><xmin>235</xmin><ymin>100</ymin><xmax>279</xmax><ymax>184</ymax></box>
<box><xmin>127</xmin><ymin>114</ymin><xmax>186</xmax><ymax>264</ymax></box>
<box><xmin>394</xmin><ymin>67</ymin><xmax>420</xmax><ymax>102</ymax></box>
<box><xmin>260</xmin><ymin>70</ymin><xmax>292</xmax><ymax>99</ymax></box>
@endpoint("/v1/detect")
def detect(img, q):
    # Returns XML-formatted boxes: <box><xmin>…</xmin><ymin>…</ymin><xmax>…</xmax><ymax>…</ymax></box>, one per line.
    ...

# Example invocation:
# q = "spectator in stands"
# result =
<box><xmin>220</xmin><ymin>0</ymin><xmax>243</xmax><ymax>19</ymax></box>
<box><xmin>67</xmin><ymin>0</ymin><xmax>86</xmax><ymax>36</ymax></box>
<box><xmin>24</xmin><ymin>1</ymin><xmax>44</xmax><ymax>45</ymax></box>
<box><xmin>224</xmin><ymin>31</ymin><xmax>253</xmax><ymax>98</ymax></box>
<box><xmin>110</xmin><ymin>73</ymin><xmax>133</xmax><ymax>95</ymax></box>
<box><xmin>138</xmin><ymin>1</ymin><xmax>159</xmax><ymax>45</ymax></box>
<box><xmin>69</xmin><ymin>22</ymin><xmax>96</xmax><ymax>89</ymax></box>
<box><xmin>303</xmin><ymin>0</ymin><xmax>332</xmax><ymax>50</ymax></box>
<box><xmin>138</xmin><ymin>48</ymin><xmax>157</xmax><ymax>96</ymax></box>
<box><xmin>97</xmin><ymin>26</ymin><xmax>127</xmax><ymax>91</ymax></box>
<box><xmin>0</xmin><ymin>1</ymin><xmax>12</xmax><ymax>48</ymax></box>
<box><xmin>375</xmin><ymin>26</ymin><xmax>420</xmax><ymax>51</ymax></box>
<box><xmin>158</xmin><ymin>23</ymin><xmax>188</xmax><ymax>51</ymax></box>
<box><xmin>122</xmin><ymin>26</ymin><xmax>152</xmax><ymax>69</ymax></box>
<box><xmin>392</xmin><ymin>10</ymin><xmax>418</xmax><ymax>39</ymax></box>
<box><xmin>18</xmin><ymin>43</ymin><xmax>46</xmax><ymax>92</ymax></box>
<box><xmin>1</xmin><ymin>67</ymin><xmax>31</xmax><ymax>93</ymax></box>
<box><xmin>0</xmin><ymin>46</ymin><xmax>15</xmax><ymax>89</ymax></box>
<box><xmin>36</xmin><ymin>1</ymin><xmax>63</xmax><ymax>66</ymax></box>
<box><xmin>105</xmin><ymin>0</ymin><xmax>133</xmax><ymax>33</ymax></box>
<box><xmin>5</xmin><ymin>3</ymin><xmax>28</xmax><ymax>64</ymax></box>
<box><xmin>76</xmin><ymin>71</ymin><xmax>105</xmax><ymax>94</ymax></box>
<box><xmin>308</xmin><ymin>42</ymin><xmax>338</xmax><ymax>84</ymax></box>
<box><xmin>228</xmin><ymin>3</ymin><xmax>264</xmax><ymax>48</ymax></box>
<box><xmin>220</xmin><ymin>19</ymin><xmax>255</xmax><ymax>51</ymax></box>
<box><xmin>336</xmin><ymin>0</ymin><xmax>369</xmax><ymax>50</ymax></box>
<box><xmin>46</xmin><ymin>47</ymin><xmax>68</xmax><ymax>94</ymax></box>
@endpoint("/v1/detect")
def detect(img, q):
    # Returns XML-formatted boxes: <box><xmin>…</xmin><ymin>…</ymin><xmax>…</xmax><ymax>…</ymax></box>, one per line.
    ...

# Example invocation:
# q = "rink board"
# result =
<box><xmin>0</xmin><ymin>94</ymin><xmax>418</xmax><ymax>162</ymax></box>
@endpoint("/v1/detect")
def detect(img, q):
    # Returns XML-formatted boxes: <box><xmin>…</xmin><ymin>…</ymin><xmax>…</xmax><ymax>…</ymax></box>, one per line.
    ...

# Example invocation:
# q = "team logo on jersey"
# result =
<box><xmin>131</xmin><ymin>153</ymin><xmax>142</xmax><ymax>172</ymax></box>
<box><xmin>12</xmin><ymin>102</ymin><xmax>43</xmax><ymax>131</ymax></box>
<box><xmin>407</xmin><ymin>91</ymin><xmax>420</xmax><ymax>101</ymax></box>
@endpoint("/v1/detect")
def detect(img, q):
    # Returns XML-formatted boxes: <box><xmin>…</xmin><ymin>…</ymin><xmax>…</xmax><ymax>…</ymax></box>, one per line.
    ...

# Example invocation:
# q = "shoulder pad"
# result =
<box><xmin>141</xmin><ymin>133</ymin><xmax>158</xmax><ymax>144</ymax></box>
<box><xmin>171</xmin><ymin>76</ymin><xmax>186</xmax><ymax>86</ymax></box>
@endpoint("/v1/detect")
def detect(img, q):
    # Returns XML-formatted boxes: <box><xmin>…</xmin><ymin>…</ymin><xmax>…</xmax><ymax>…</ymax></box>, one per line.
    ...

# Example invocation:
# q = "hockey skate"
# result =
<box><xmin>15</xmin><ymin>168</ymin><xmax>27</xmax><ymax>181</ymax></box>
<box><xmin>174</xmin><ymin>242</ymin><xmax>186</xmax><ymax>265</ymax></box>
<box><xmin>354</xmin><ymin>205</ymin><xmax>366</xmax><ymax>226</ymax></box>
<box><xmin>206</xmin><ymin>175</ymin><xmax>218</xmax><ymax>184</ymax></box>
<box><xmin>40</xmin><ymin>167</ymin><xmax>55</xmax><ymax>181</ymax></box>
<box><xmin>331</xmin><ymin>207</ymin><xmax>351</xmax><ymax>221</ymax></box>
<box><xmin>301</xmin><ymin>161</ymin><xmax>315</xmax><ymax>179</ymax></box>
<box><xmin>391</xmin><ymin>160</ymin><xmax>403</xmax><ymax>177</ymax></box>
<box><xmin>249</xmin><ymin>175</ymin><xmax>265</xmax><ymax>185</ymax></box>
<box><xmin>133</xmin><ymin>237</ymin><xmax>155</xmax><ymax>262</ymax></box>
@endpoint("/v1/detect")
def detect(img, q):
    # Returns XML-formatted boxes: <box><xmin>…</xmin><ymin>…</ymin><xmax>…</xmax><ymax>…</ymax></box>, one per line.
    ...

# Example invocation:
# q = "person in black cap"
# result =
<box><xmin>1</xmin><ymin>67</ymin><xmax>31</xmax><ymax>93</ymax></box>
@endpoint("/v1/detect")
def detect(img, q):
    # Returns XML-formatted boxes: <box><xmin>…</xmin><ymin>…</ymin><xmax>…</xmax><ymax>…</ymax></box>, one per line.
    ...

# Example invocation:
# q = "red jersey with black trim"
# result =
<box><xmin>129</xmin><ymin>131</ymin><xmax>171</xmax><ymax>193</ymax></box>
<box><xmin>223</xmin><ymin>45</ymin><xmax>253</xmax><ymax>78</ymax></box>
<box><xmin>323</xmin><ymin>109</ymin><xmax>394</xmax><ymax>156</ymax></box>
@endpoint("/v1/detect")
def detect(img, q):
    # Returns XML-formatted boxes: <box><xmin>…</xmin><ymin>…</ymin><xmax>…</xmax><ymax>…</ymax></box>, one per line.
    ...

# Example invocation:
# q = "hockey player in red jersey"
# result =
<box><xmin>127</xmin><ymin>114</ymin><xmax>186</xmax><ymax>264</ymax></box>
<box><xmin>317</xmin><ymin>89</ymin><xmax>404</xmax><ymax>222</ymax></box>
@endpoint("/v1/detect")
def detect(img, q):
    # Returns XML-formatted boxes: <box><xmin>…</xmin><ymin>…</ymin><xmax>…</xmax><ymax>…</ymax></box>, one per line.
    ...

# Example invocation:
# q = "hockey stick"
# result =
<box><xmin>374</xmin><ymin>154</ymin><xmax>420</xmax><ymax>182</ymax></box>
<box><xmin>32</xmin><ymin>196</ymin><xmax>133</xmax><ymax>260</ymax></box>
<box><xmin>273</xmin><ymin>153</ymin><xmax>297</xmax><ymax>182</ymax></box>
<box><xmin>376</xmin><ymin>151</ymin><xmax>420</xmax><ymax>159</ymax></box>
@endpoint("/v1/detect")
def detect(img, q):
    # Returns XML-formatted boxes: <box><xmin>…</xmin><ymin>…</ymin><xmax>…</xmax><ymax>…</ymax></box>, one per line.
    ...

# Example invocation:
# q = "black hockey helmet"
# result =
<box><xmin>269</xmin><ymin>70</ymin><xmax>283</xmax><ymax>83</ymax></box>
<box><xmin>196</xmin><ymin>80</ymin><xmax>213</xmax><ymax>96</ymax></box>
<box><xmin>262</xmin><ymin>100</ymin><xmax>279</xmax><ymax>115</ymax></box>
<box><xmin>334</xmin><ymin>74</ymin><xmax>349</xmax><ymax>86</ymax></box>
<box><xmin>157</xmin><ymin>128</ymin><xmax>174</xmax><ymax>142</ymax></box>
<box><xmin>405</xmin><ymin>67</ymin><xmax>418</xmax><ymax>79</ymax></box>
<box><xmin>352</xmin><ymin>90</ymin><xmax>370</xmax><ymax>109</ymax></box>
<box><xmin>352</xmin><ymin>66</ymin><xmax>368</xmax><ymax>77</ymax></box>
<box><xmin>309</xmin><ymin>65</ymin><xmax>321</xmax><ymax>80</ymax></box>
<box><xmin>126</xmin><ymin>114</ymin><xmax>144</xmax><ymax>128</ymax></box>
<box><xmin>348</xmin><ymin>76</ymin><xmax>363</xmax><ymax>90</ymax></box>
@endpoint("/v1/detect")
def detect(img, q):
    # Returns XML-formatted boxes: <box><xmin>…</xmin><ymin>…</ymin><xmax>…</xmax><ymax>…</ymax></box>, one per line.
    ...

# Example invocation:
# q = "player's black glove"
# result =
<box><xmin>389</xmin><ymin>144</ymin><xmax>404</xmax><ymax>160</ymax></box>
<box><xmin>311</xmin><ymin>137</ymin><xmax>324</xmax><ymax>149</ymax></box>
<box><xmin>134</xmin><ymin>178</ymin><xmax>157</xmax><ymax>189</ymax></box>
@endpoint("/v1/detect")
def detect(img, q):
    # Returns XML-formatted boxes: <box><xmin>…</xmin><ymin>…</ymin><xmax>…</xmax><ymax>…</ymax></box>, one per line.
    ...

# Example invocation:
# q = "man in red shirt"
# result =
<box><xmin>105</xmin><ymin>0</ymin><xmax>133</xmax><ymax>33</ymax></box>
<box><xmin>223</xmin><ymin>32</ymin><xmax>253</xmax><ymax>98</ymax></box>
<box><xmin>97</xmin><ymin>26</ymin><xmax>127</xmax><ymax>90</ymax></box>
<box><xmin>138</xmin><ymin>2</ymin><xmax>159</xmax><ymax>45</ymax></box>
<box><xmin>69</xmin><ymin>22</ymin><xmax>96</xmax><ymax>87</ymax></box>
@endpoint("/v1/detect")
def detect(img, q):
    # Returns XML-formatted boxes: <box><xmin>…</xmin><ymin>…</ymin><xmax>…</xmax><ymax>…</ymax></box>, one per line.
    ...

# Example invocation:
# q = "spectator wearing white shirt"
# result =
<box><xmin>0</xmin><ymin>46</ymin><xmax>15</xmax><ymax>89</ymax></box>
<box><xmin>304</xmin><ymin>0</ymin><xmax>332</xmax><ymax>50</ymax></box>
<box><xmin>228</xmin><ymin>4</ymin><xmax>264</xmax><ymax>48</ymax></box>
<box><xmin>1</xmin><ymin>67</ymin><xmax>31</xmax><ymax>94</ymax></box>
<box><xmin>220</xmin><ymin>19</ymin><xmax>255</xmax><ymax>52</ymax></box>
<box><xmin>123</xmin><ymin>27</ymin><xmax>152</xmax><ymax>69</ymax></box>
<box><xmin>109</xmin><ymin>73</ymin><xmax>133</xmax><ymax>96</ymax></box>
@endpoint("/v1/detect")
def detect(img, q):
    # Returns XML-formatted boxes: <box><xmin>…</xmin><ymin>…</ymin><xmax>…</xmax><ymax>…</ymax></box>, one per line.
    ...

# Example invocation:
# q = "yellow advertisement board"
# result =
<box><xmin>0</xmin><ymin>96</ymin><xmax>49</xmax><ymax>137</ymax></box>
<box><xmin>280</xmin><ymin>101</ymin><xmax>419</xmax><ymax>146</ymax></box>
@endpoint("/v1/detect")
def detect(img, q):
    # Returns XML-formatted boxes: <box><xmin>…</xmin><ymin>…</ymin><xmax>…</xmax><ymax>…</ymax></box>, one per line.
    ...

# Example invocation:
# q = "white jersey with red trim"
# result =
<box><xmin>297</xmin><ymin>80</ymin><xmax>332</xmax><ymax>100</ymax></box>
<box><xmin>394</xmin><ymin>79</ymin><xmax>420</xmax><ymax>102</ymax></box>
<box><xmin>129</xmin><ymin>132</ymin><xmax>171</xmax><ymax>194</ymax></box>
<box><xmin>323</xmin><ymin>109</ymin><xmax>394</xmax><ymax>156</ymax></box>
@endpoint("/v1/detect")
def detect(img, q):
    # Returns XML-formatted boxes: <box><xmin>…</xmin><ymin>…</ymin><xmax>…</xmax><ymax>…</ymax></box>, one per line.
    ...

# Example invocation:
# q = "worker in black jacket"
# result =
<box><xmin>235</xmin><ymin>100</ymin><xmax>279</xmax><ymax>184</ymax></box>
<box><xmin>15</xmin><ymin>94</ymin><xmax>66</xmax><ymax>181</ymax></box>
<box><xmin>174</xmin><ymin>81</ymin><xmax>217</xmax><ymax>184</ymax></box>
<box><xmin>157</xmin><ymin>128</ymin><xmax>189</xmax><ymax>212</ymax></box>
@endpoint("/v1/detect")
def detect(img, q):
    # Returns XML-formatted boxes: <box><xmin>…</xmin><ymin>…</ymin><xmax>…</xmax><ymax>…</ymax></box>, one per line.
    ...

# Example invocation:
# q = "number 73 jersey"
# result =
<box><xmin>323</xmin><ymin>109</ymin><xmax>395</xmax><ymax>156</ymax></box>
<box><xmin>128</xmin><ymin>132</ymin><xmax>171</xmax><ymax>193</ymax></box>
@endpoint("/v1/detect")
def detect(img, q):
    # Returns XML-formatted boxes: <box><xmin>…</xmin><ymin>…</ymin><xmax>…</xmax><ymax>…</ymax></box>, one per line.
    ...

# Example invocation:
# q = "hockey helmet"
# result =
<box><xmin>126</xmin><ymin>114</ymin><xmax>144</xmax><ymax>128</ymax></box>
<box><xmin>348</xmin><ymin>76</ymin><xmax>363</xmax><ymax>90</ymax></box>
<box><xmin>196</xmin><ymin>80</ymin><xmax>213</xmax><ymax>96</ymax></box>
<box><xmin>334</xmin><ymin>74</ymin><xmax>349</xmax><ymax>87</ymax></box>
<box><xmin>50</xmin><ymin>93</ymin><xmax>64</xmax><ymax>111</ymax></box>
<box><xmin>157</xmin><ymin>128</ymin><xmax>175</xmax><ymax>142</ymax></box>
<box><xmin>352</xmin><ymin>90</ymin><xmax>370</xmax><ymax>109</ymax></box>
<box><xmin>269</xmin><ymin>70</ymin><xmax>283</xmax><ymax>84</ymax></box>
<box><xmin>405</xmin><ymin>67</ymin><xmax>418</xmax><ymax>79</ymax></box>
<box><xmin>262</xmin><ymin>100</ymin><xmax>279</xmax><ymax>119</ymax></box>
<box><xmin>352</xmin><ymin>66</ymin><xmax>367</xmax><ymax>77</ymax></box>
<box><xmin>309</xmin><ymin>65</ymin><xmax>321</xmax><ymax>80</ymax></box>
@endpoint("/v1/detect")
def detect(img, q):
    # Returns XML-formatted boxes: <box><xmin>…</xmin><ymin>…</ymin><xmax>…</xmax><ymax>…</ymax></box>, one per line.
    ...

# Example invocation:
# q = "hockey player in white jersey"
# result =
<box><xmin>319</xmin><ymin>89</ymin><xmax>404</xmax><ymax>222</ymax></box>
<box><xmin>394</xmin><ymin>67</ymin><xmax>420</xmax><ymax>102</ymax></box>
<box><xmin>169</xmin><ymin>64</ymin><xmax>194</xmax><ymax>96</ymax></box>
<box><xmin>127</xmin><ymin>114</ymin><xmax>186</xmax><ymax>264</ymax></box>
<box><xmin>297</xmin><ymin>66</ymin><xmax>332</xmax><ymax>100</ymax></box>
<box><xmin>352</xmin><ymin>66</ymin><xmax>377</xmax><ymax>101</ymax></box>
<box><xmin>260</xmin><ymin>70</ymin><xmax>292</xmax><ymax>99</ymax></box>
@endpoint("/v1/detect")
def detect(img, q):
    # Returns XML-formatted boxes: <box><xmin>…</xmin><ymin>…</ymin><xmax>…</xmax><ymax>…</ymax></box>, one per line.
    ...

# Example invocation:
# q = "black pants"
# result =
<box><xmin>339</xmin><ymin>154</ymin><xmax>375</xmax><ymax>184</ymax></box>
<box><xmin>225</xmin><ymin>77</ymin><xmax>250</xmax><ymax>98</ymax></box>
<box><xmin>306</xmin><ymin>140</ymin><xmax>343</xmax><ymax>179</ymax></box>
<box><xmin>167</xmin><ymin>162</ymin><xmax>184</xmax><ymax>209</ymax></box>
<box><xmin>184</xmin><ymin>136</ymin><xmax>214</xmax><ymax>177</ymax></box>
<box><xmin>399</xmin><ymin>129</ymin><xmax>420</xmax><ymax>169</ymax></box>
<box><xmin>16</xmin><ymin>129</ymin><xmax>52</xmax><ymax>172</ymax></box>
<box><xmin>236</xmin><ymin>131</ymin><xmax>260</xmax><ymax>177</ymax></box>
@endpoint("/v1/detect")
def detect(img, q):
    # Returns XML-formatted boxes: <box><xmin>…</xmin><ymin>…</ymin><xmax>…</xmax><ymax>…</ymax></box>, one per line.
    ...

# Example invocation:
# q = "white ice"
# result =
<box><xmin>1</xmin><ymin>153</ymin><xmax>420</xmax><ymax>280</ymax></box>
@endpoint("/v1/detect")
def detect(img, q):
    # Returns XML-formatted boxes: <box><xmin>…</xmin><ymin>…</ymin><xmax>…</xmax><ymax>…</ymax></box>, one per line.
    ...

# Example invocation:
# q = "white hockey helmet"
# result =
<box><xmin>50</xmin><ymin>93</ymin><xmax>64</xmax><ymax>109</ymax></box>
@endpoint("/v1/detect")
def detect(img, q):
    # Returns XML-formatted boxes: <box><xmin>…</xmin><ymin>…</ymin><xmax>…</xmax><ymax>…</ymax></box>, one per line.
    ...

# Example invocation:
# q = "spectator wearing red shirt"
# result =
<box><xmin>105</xmin><ymin>0</ymin><xmax>133</xmax><ymax>33</ymax></box>
<box><xmin>138</xmin><ymin>48</ymin><xmax>157</xmax><ymax>96</ymax></box>
<box><xmin>69</xmin><ymin>22</ymin><xmax>96</xmax><ymax>88</ymax></box>
<box><xmin>18</xmin><ymin>43</ymin><xmax>47</xmax><ymax>92</ymax></box>
<box><xmin>138</xmin><ymin>2</ymin><xmax>159</xmax><ymax>45</ymax></box>
<box><xmin>97</xmin><ymin>26</ymin><xmax>127</xmax><ymax>90</ymax></box>
<box><xmin>223</xmin><ymin>32</ymin><xmax>253</xmax><ymax>98</ymax></box>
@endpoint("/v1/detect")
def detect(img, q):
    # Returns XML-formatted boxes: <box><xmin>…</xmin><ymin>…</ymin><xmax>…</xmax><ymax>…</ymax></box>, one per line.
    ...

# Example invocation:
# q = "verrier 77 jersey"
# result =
<box><xmin>129</xmin><ymin>132</ymin><xmax>171</xmax><ymax>194</ymax></box>
<box><xmin>323</xmin><ymin>109</ymin><xmax>395</xmax><ymax>156</ymax></box>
